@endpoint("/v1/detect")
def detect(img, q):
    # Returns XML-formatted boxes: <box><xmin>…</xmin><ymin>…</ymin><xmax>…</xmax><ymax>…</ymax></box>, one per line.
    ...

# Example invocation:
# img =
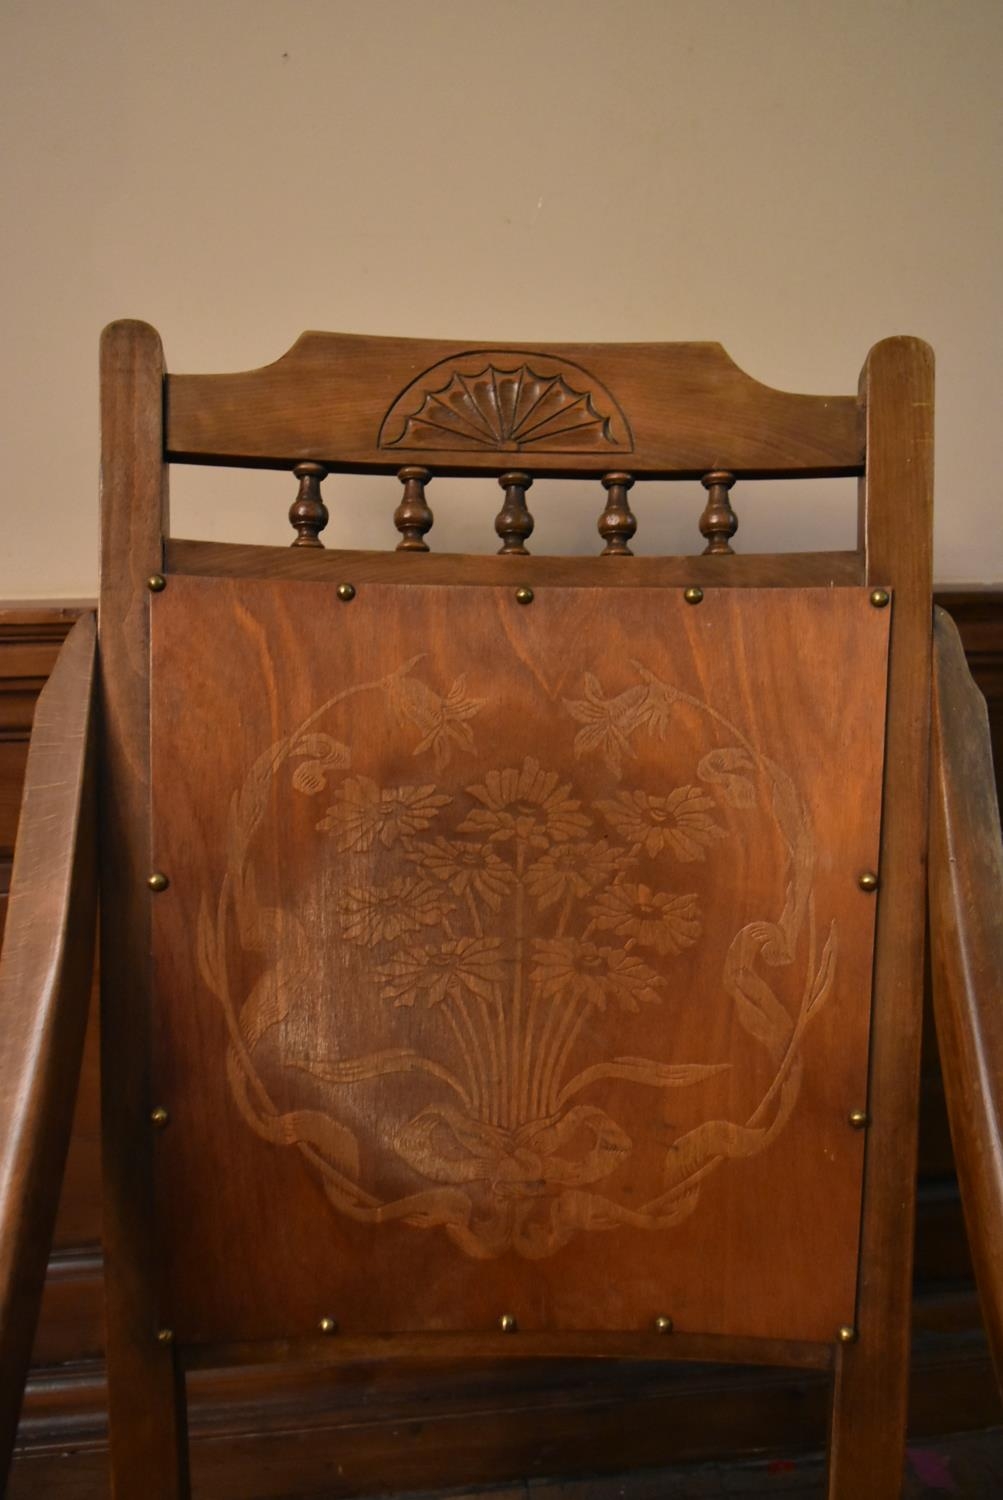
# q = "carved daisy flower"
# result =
<box><xmin>597</xmin><ymin>786</ymin><xmax>726</xmax><ymax>861</ymax></box>
<box><xmin>335</xmin><ymin>877</ymin><xmax>452</xmax><ymax>945</ymax></box>
<box><xmin>376</xmin><ymin>936</ymin><xmax>506</xmax><ymax>1008</ymax></box>
<box><xmin>531</xmin><ymin>937</ymin><xmax>662</xmax><ymax>1013</ymax></box>
<box><xmin>590</xmin><ymin>882</ymin><xmax>700</xmax><ymax>955</ymax></box>
<box><xmin>524</xmin><ymin>840</ymin><xmax>627</xmax><ymax>911</ymax></box>
<box><xmin>318</xmin><ymin>776</ymin><xmax>451</xmax><ymax>852</ymax></box>
<box><xmin>405</xmin><ymin>836</ymin><xmax>516</xmax><ymax>912</ymax></box>
<box><xmin>459</xmin><ymin>756</ymin><xmax>591</xmax><ymax>850</ymax></box>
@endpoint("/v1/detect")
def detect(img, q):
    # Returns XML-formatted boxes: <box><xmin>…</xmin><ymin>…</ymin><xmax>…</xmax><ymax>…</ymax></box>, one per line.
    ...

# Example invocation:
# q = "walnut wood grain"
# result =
<box><xmin>930</xmin><ymin>606</ymin><xmax>1003</xmax><ymax>1394</ymax></box>
<box><xmin>0</xmin><ymin>615</ymin><xmax>97</xmax><ymax>1486</ymax></box>
<box><xmin>165</xmin><ymin>335</ymin><xmax>863</xmax><ymax>477</ymax></box>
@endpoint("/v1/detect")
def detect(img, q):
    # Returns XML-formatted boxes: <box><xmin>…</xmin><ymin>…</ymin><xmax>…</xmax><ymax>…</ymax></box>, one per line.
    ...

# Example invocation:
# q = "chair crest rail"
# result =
<box><xmin>165</xmin><ymin>333</ymin><xmax>864</xmax><ymax>479</ymax></box>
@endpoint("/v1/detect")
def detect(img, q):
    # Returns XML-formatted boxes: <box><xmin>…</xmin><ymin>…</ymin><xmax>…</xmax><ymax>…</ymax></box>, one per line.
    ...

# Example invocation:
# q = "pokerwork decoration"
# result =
<box><xmin>197</xmin><ymin>652</ymin><xmax>836</xmax><ymax>1260</ymax></box>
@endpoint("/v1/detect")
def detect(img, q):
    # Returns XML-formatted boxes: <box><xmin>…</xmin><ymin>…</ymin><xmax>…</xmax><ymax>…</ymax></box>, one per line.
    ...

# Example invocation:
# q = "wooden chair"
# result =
<box><xmin>3</xmin><ymin>321</ymin><xmax>996</xmax><ymax>1498</ymax></box>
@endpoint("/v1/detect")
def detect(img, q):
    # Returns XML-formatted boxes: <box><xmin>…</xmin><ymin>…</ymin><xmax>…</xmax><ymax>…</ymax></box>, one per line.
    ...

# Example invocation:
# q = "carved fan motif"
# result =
<box><xmin>380</xmin><ymin>358</ymin><xmax>629</xmax><ymax>453</ymax></box>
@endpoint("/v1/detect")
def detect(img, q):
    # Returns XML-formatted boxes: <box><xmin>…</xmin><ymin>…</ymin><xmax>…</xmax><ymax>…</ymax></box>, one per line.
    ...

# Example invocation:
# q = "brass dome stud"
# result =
<box><xmin>838</xmin><ymin>1325</ymin><xmax>857</xmax><ymax>1344</ymax></box>
<box><xmin>150</xmin><ymin>1106</ymin><xmax>169</xmax><ymax>1129</ymax></box>
<box><xmin>683</xmin><ymin>586</ymin><xmax>704</xmax><ymax>605</ymax></box>
<box><xmin>147</xmin><ymin>573</ymin><xmax>166</xmax><ymax>592</ymax></box>
<box><xmin>336</xmin><ymin>583</ymin><xmax>356</xmax><ymax>602</ymax></box>
<box><xmin>848</xmin><ymin>1109</ymin><xmax>869</xmax><ymax>1130</ymax></box>
<box><xmin>147</xmin><ymin>872</ymin><xmax>169</xmax><ymax>892</ymax></box>
<box><xmin>318</xmin><ymin>1316</ymin><xmax>338</xmax><ymax>1335</ymax></box>
<box><xmin>498</xmin><ymin>1313</ymin><xmax>518</xmax><ymax>1333</ymax></box>
<box><xmin>514</xmin><ymin>587</ymin><xmax>534</xmax><ymax>605</ymax></box>
<box><xmin>157</xmin><ymin>1327</ymin><xmax>174</xmax><ymax>1344</ymax></box>
<box><xmin>653</xmin><ymin>1315</ymin><xmax>674</xmax><ymax>1334</ymax></box>
<box><xmin>869</xmin><ymin>589</ymin><xmax>890</xmax><ymax>608</ymax></box>
<box><xmin>858</xmin><ymin>871</ymin><xmax>879</xmax><ymax>893</ymax></box>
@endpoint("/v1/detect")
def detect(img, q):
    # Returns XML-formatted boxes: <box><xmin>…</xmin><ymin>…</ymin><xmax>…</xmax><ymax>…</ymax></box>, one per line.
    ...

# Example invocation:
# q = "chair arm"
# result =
<box><xmin>929</xmin><ymin>605</ymin><xmax>1003</xmax><ymax>1395</ymax></box>
<box><xmin>0</xmin><ymin>614</ymin><xmax>98</xmax><ymax>1481</ymax></box>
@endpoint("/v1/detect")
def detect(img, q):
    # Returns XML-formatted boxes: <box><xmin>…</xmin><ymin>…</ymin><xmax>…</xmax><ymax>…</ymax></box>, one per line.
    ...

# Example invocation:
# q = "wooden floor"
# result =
<box><xmin>409</xmin><ymin>1429</ymin><xmax>1003</xmax><ymax>1500</ymax></box>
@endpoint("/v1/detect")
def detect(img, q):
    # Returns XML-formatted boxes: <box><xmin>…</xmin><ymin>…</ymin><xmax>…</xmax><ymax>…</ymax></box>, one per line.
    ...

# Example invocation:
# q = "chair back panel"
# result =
<box><xmin>149</xmin><ymin>573</ymin><xmax>889</xmax><ymax>1350</ymax></box>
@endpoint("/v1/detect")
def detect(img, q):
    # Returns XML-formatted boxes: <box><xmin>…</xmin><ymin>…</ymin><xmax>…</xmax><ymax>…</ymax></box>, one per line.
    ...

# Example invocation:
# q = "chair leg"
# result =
<box><xmin>106</xmin><ymin>1312</ymin><xmax>190</xmax><ymax>1499</ymax></box>
<box><xmin>826</xmin><ymin>1332</ymin><xmax>909</xmax><ymax>1498</ymax></box>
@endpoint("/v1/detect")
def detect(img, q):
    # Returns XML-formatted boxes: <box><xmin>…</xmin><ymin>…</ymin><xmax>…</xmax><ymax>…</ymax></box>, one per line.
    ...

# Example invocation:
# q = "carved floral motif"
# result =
<box><xmin>197</xmin><ymin>653</ymin><xmax>837</xmax><ymax>1260</ymax></box>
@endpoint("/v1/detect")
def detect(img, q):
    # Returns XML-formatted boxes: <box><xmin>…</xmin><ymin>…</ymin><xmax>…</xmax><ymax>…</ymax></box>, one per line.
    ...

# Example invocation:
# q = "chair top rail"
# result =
<box><xmin>164</xmin><ymin>329</ymin><xmax>864</xmax><ymax>478</ymax></box>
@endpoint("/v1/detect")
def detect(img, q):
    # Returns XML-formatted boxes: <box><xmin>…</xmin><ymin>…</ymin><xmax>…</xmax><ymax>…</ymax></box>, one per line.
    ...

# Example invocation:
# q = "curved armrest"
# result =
<box><xmin>0</xmin><ymin>614</ymin><xmax>97</xmax><ymax>1481</ymax></box>
<box><xmin>929</xmin><ymin>606</ymin><xmax>1003</xmax><ymax>1394</ymax></box>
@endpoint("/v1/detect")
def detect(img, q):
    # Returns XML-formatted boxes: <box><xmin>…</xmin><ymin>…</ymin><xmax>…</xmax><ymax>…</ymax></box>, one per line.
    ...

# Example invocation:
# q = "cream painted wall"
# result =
<box><xmin>2</xmin><ymin>0</ymin><xmax>1001</xmax><ymax>597</ymax></box>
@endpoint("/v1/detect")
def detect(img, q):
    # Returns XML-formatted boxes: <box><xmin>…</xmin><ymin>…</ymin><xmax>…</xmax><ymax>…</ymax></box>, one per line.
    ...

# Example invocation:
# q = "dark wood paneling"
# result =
<box><xmin>8</xmin><ymin>1336</ymin><xmax>1001</xmax><ymax>1500</ymax></box>
<box><xmin>2</xmin><ymin>588</ymin><xmax>1001</xmax><ymax>1496</ymax></box>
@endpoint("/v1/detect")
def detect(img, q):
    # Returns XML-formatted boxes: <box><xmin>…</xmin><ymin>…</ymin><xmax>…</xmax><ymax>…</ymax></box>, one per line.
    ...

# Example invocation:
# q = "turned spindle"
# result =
<box><xmin>495</xmin><ymin>471</ymin><xmax>535</xmax><ymax>554</ymax></box>
<box><xmin>394</xmin><ymin>466</ymin><xmax>433</xmax><ymax>551</ymax></box>
<box><xmin>598</xmin><ymin>472</ymin><xmax>637</xmax><ymax>555</ymax></box>
<box><xmin>288</xmin><ymin>461</ymin><xmax>329</xmax><ymax>548</ymax></box>
<box><xmin>699</xmin><ymin>470</ymin><xmax>738</xmax><ymax>555</ymax></box>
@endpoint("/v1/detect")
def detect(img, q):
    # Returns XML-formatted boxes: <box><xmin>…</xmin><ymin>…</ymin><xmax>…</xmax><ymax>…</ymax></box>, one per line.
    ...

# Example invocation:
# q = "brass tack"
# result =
<box><xmin>150</xmin><ymin>1106</ymin><xmax>169</xmax><ymax>1129</ymax></box>
<box><xmin>336</xmin><ymin>583</ymin><xmax>356</xmax><ymax>602</ymax></box>
<box><xmin>147</xmin><ymin>573</ymin><xmax>166</xmax><ymax>593</ymax></box>
<box><xmin>498</xmin><ymin>1313</ymin><xmax>518</xmax><ymax>1333</ymax></box>
<box><xmin>653</xmin><ymin>1315</ymin><xmax>674</xmax><ymax>1334</ymax></box>
<box><xmin>683</xmin><ymin>586</ymin><xmax>704</xmax><ymax>605</ymax></box>
<box><xmin>838</xmin><ymin>1325</ymin><xmax>857</xmax><ymax>1344</ymax></box>
<box><xmin>849</xmin><ymin>1109</ymin><xmax>869</xmax><ymax>1130</ymax></box>
<box><xmin>869</xmin><ymin>589</ymin><xmax>890</xmax><ymax>609</ymax></box>
<box><xmin>147</xmin><ymin>872</ymin><xmax>170</xmax><ymax>893</ymax></box>
<box><xmin>318</xmin><ymin>1316</ymin><xmax>338</xmax><ymax>1335</ymax></box>
<box><xmin>858</xmin><ymin>871</ymin><xmax>879</xmax><ymax>893</ymax></box>
<box><xmin>157</xmin><ymin>1327</ymin><xmax>174</xmax><ymax>1344</ymax></box>
<box><xmin>514</xmin><ymin>587</ymin><xmax>534</xmax><ymax>606</ymax></box>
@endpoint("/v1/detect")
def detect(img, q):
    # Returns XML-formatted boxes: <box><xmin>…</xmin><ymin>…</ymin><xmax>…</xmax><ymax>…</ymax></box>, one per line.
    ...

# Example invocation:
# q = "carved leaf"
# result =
<box><xmin>724</xmin><ymin>925</ymin><xmax>796</xmax><ymax>1065</ymax></box>
<box><xmin>807</xmin><ymin>921</ymin><xmax>838</xmax><ymax>1014</ymax></box>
